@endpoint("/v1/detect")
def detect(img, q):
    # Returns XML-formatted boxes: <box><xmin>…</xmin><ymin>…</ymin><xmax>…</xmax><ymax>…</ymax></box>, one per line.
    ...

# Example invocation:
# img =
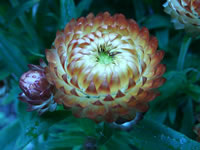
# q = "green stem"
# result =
<box><xmin>177</xmin><ymin>35</ymin><xmax>192</xmax><ymax>70</ymax></box>
<box><xmin>111</xmin><ymin>112</ymin><xmax>144</xmax><ymax>131</ymax></box>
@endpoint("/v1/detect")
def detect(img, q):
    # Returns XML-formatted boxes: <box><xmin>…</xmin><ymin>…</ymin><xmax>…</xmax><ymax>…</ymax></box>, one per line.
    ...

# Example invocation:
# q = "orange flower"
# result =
<box><xmin>45</xmin><ymin>12</ymin><xmax>166</xmax><ymax>122</ymax></box>
<box><xmin>164</xmin><ymin>0</ymin><xmax>200</xmax><ymax>35</ymax></box>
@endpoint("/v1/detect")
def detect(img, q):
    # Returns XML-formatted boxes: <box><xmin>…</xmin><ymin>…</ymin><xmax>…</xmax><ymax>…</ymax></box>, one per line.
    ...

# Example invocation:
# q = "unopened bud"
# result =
<box><xmin>19</xmin><ymin>69</ymin><xmax>52</xmax><ymax>100</ymax></box>
<box><xmin>18</xmin><ymin>60</ymin><xmax>57</xmax><ymax>114</ymax></box>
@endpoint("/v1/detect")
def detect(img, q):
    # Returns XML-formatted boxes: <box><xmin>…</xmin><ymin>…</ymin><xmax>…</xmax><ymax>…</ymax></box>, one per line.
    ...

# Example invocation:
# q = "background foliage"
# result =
<box><xmin>0</xmin><ymin>0</ymin><xmax>200</xmax><ymax>150</ymax></box>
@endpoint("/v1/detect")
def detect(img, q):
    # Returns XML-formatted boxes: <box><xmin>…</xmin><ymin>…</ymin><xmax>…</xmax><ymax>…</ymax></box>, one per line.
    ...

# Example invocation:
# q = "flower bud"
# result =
<box><xmin>18</xmin><ymin>60</ymin><xmax>57</xmax><ymax>114</ymax></box>
<box><xmin>19</xmin><ymin>68</ymin><xmax>51</xmax><ymax>100</ymax></box>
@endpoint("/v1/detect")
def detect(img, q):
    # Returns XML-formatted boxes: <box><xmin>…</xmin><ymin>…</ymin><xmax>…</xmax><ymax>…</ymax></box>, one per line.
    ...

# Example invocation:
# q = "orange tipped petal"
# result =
<box><xmin>45</xmin><ymin>12</ymin><xmax>166</xmax><ymax>122</ymax></box>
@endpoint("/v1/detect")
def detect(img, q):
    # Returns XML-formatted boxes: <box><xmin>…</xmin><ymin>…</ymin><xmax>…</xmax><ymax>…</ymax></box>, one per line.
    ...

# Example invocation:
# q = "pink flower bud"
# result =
<box><xmin>18</xmin><ymin>60</ymin><xmax>57</xmax><ymax>114</ymax></box>
<box><xmin>19</xmin><ymin>69</ymin><xmax>52</xmax><ymax>101</ymax></box>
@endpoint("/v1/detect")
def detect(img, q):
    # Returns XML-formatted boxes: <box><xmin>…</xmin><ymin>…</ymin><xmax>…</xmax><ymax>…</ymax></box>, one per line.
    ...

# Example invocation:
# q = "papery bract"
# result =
<box><xmin>45</xmin><ymin>12</ymin><xmax>166</xmax><ymax>122</ymax></box>
<box><xmin>164</xmin><ymin>0</ymin><xmax>200</xmax><ymax>35</ymax></box>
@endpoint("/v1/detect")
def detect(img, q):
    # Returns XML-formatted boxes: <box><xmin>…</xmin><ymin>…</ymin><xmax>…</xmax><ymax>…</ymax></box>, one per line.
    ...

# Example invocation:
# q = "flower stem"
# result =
<box><xmin>177</xmin><ymin>35</ymin><xmax>192</xmax><ymax>70</ymax></box>
<box><xmin>111</xmin><ymin>112</ymin><xmax>144</xmax><ymax>131</ymax></box>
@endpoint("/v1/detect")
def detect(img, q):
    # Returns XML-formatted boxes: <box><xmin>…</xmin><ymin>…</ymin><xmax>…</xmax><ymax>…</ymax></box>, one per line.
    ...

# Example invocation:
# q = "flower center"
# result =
<box><xmin>96</xmin><ymin>45</ymin><xmax>113</xmax><ymax>65</ymax></box>
<box><xmin>97</xmin><ymin>51</ymin><xmax>113</xmax><ymax>64</ymax></box>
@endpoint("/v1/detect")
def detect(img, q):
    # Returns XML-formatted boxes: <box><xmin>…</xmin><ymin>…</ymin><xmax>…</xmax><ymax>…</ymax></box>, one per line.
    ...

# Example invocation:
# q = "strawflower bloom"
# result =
<box><xmin>164</xmin><ymin>0</ymin><xmax>200</xmax><ymax>35</ymax></box>
<box><xmin>19</xmin><ymin>60</ymin><xmax>57</xmax><ymax>114</ymax></box>
<box><xmin>46</xmin><ymin>12</ymin><xmax>166</xmax><ymax>122</ymax></box>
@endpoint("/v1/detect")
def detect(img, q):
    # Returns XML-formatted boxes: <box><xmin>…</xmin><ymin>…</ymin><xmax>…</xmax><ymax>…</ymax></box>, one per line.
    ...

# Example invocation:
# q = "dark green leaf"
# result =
<box><xmin>78</xmin><ymin>118</ymin><xmax>97</xmax><ymax>136</ymax></box>
<box><xmin>129</xmin><ymin>119</ymin><xmax>200</xmax><ymax>150</ymax></box>
<box><xmin>142</xmin><ymin>14</ymin><xmax>171</xmax><ymax>29</ymax></box>
<box><xmin>106</xmin><ymin>135</ymin><xmax>132</xmax><ymax>150</ymax></box>
<box><xmin>168</xmin><ymin>103</ymin><xmax>177</xmax><ymax>124</ymax></box>
<box><xmin>177</xmin><ymin>35</ymin><xmax>192</xmax><ymax>70</ymax></box>
<box><xmin>16</xmin><ymin>102</ymin><xmax>71</xmax><ymax>150</ymax></box>
<box><xmin>0</xmin><ymin>69</ymin><xmax>10</xmax><ymax>80</ymax></box>
<box><xmin>132</xmin><ymin>0</ymin><xmax>145</xmax><ymax>21</ymax></box>
<box><xmin>6</xmin><ymin>0</ymin><xmax>39</xmax><ymax>25</ymax></box>
<box><xmin>156</xmin><ymin>29</ymin><xmax>169</xmax><ymax>50</ymax></box>
<box><xmin>145</xmin><ymin>108</ymin><xmax>167</xmax><ymax>123</ymax></box>
<box><xmin>9</xmin><ymin>0</ymin><xmax>43</xmax><ymax>52</ymax></box>
<box><xmin>59</xmin><ymin>0</ymin><xmax>77</xmax><ymax>29</ymax></box>
<box><xmin>180</xmin><ymin>99</ymin><xmax>194</xmax><ymax>138</ymax></box>
<box><xmin>0</xmin><ymin>31</ymin><xmax>28</xmax><ymax>77</ymax></box>
<box><xmin>47</xmin><ymin>136</ymin><xmax>85</xmax><ymax>149</ymax></box>
<box><xmin>2</xmin><ymin>86</ymin><xmax>20</xmax><ymax>105</ymax></box>
<box><xmin>0</xmin><ymin>120</ymin><xmax>21</xmax><ymax>150</ymax></box>
<box><xmin>156</xmin><ymin>71</ymin><xmax>187</xmax><ymax>102</ymax></box>
<box><xmin>76</xmin><ymin>0</ymin><xmax>93</xmax><ymax>17</ymax></box>
<box><xmin>185</xmin><ymin>83</ymin><xmax>200</xmax><ymax>102</ymax></box>
<box><xmin>97</xmin><ymin>123</ymin><xmax>114</xmax><ymax>145</ymax></box>
<box><xmin>146</xmin><ymin>71</ymin><xmax>187</xmax><ymax>121</ymax></box>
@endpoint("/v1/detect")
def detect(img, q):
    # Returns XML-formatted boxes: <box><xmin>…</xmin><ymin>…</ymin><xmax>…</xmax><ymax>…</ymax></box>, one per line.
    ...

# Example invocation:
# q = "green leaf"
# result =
<box><xmin>145</xmin><ymin>108</ymin><xmax>167</xmax><ymax>123</ymax></box>
<box><xmin>47</xmin><ymin>136</ymin><xmax>85</xmax><ymax>149</ymax></box>
<box><xmin>106</xmin><ymin>135</ymin><xmax>132</xmax><ymax>150</ymax></box>
<box><xmin>156</xmin><ymin>29</ymin><xmax>169</xmax><ymax>50</ymax></box>
<box><xmin>6</xmin><ymin>0</ymin><xmax>39</xmax><ymax>25</ymax></box>
<box><xmin>0</xmin><ymin>69</ymin><xmax>10</xmax><ymax>80</ymax></box>
<box><xmin>142</xmin><ymin>14</ymin><xmax>171</xmax><ymax>29</ymax></box>
<box><xmin>78</xmin><ymin>118</ymin><xmax>97</xmax><ymax>136</ymax></box>
<box><xmin>129</xmin><ymin>119</ymin><xmax>200</xmax><ymax>150</ymax></box>
<box><xmin>185</xmin><ymin>83</ymin><xmax>200</xmax><ymax>102</ymax></box>
<box><xmin>180</xmin><ymin>99</ymin><xmax>194</xmax><ymax>138</ymax></box>
<box><xmin>76</xmin><ymin>0</ymin><xmax>93</xmax><ymax>17</ymax></box>
<box><xmin>1</xmin><ymin>86</ymin><xmax>20</xmax><ymax>105</ymax></box>
<box><xmin>16</xmin><ymin>102</ymin><xmax>71</xmax><ymax>150</ymax></box>
<box><xmin>168</xmin><ymin>103</ymin><xmax>177</xmax><ymax>124</ymax></box>
<box><xmin>132</xmin><ymin>0</ymin><xmax>145</xmax><ymax>22</ymax></box>
<box><xmin>97</xmin><ymin>123</ymin><xmax>114</xmax><ymax>146</ymax></box>
<box><xmin>98</xmin><ymin>145</ymin><xmax>108</xmax><ymax>150</ymax></box>
<box><xmin>0</xmin><ymin>120</ymin><xmax>21</xmax><ymax>150</ymax></box>
<box><xmin>185</xmin><ymin>68</ymin><xmax>200</xmax><ymax>83</ymax></box>
<box><xmin>9</xmin><ymin>0</ymin><xmax>43</xmax><ymax>52</ymax></box>
<box><xmin>29</xmin><ymin>51</ymin><xmax>45</xmax><ymax>58</ymax></box>
<box><xmin>156</xmin><ymin>71</ymin><xmax>187</xmax><ymax>102</ymax></box>
<box><xmin>0</xmin><ymin>31</ymin><xmax>28</xmax><ymax>77</ymax></box>
<box><xmin>59</xmin><ymin>0</ymin><xmax>77</xmax><ymax>29</ymax></box>
<box><xmin>146</xmin><ymin>71</ymin><xmax>187</xmax><ymax>121</ymax></box>
<box><xmin>177</xmin><ymin>35</ymin><xmax>192</xmax><ymax>70</ymax></box>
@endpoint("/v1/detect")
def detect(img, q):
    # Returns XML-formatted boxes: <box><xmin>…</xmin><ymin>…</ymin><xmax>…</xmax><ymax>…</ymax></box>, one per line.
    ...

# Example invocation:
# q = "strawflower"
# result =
<box><xmin>45</xmin><ymin>12</ymin><xmax>166</xmax><ymax>122</ymax></box>
<box><xmin>164</xmin><ymin>0</ymin><xmax>200</xmax><ymax>36</ymax></box>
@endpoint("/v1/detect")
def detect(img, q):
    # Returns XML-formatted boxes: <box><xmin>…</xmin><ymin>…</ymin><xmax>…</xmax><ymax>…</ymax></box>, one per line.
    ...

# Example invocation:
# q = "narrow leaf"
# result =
<box><xmin>16</xmin><ymin>102</ymin><xmax>70</xmax><ymax>150</ymax></box>
<box><xmin>59</xmin><ymin>0</ymin><xmax>77</xmax><ymax>29</ymax></box>
<box><xmin>129</xmin><ymin>119</ymin><xmax>200</xmax><ymax>150</ymax></box>
<box><xmin>0</xmin><ymin>120</ymin><xmax>21</xmax><ymax>150</ymax></box>
<box><xmin>76</xmin><ymin>0</ymin><xmax>93</xmax><ymax>17</ymax></box>
<box><xmin>142</xmin><ymin>14</ymin><xmax>171</xmax><ymax>29</ymax></box>
<box><xmin>6</xmin><ymin>0</ymin><xmax>39</xmax><ymax>25</ymax></box>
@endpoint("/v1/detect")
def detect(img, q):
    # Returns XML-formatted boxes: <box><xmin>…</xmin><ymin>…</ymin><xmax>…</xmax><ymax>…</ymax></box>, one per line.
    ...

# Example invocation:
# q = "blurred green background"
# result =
<box><xmin>0</xmin><ymin>0</ymin><xmax>200</xmax><ymax>150</ymax></box>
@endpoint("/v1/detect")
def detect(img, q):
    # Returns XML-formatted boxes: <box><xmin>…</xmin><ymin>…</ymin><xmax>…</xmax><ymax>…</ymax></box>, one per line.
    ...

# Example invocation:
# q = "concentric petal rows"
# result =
<box><xmin>45</xmin><ymin>12</ymin><xmax>166</xmax><ymax>122</ymax></box>
<box><xmin>164</xmin><ymin>0</ymin><xmax>200</xmax><ymax>34</ymax></box>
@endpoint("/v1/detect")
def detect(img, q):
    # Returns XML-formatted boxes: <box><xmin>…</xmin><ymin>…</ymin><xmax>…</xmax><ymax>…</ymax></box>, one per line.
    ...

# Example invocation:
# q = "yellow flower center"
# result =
<box><xmin>96</xmin><ymin>45</ymin><xmax>119</xmax><ymax>65</ymax></box>
<box><xmin>97</xmin><ymin>51</ymin><xmax>113</xmax><ymax>65</ymax></box>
